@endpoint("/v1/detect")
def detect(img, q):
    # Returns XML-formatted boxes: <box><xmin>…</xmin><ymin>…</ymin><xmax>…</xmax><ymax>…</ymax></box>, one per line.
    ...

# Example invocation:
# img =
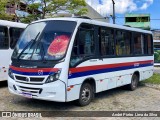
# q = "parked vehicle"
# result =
<box><xmin>8</xmin><ymin>17</ymin><xmax>153</xmax><ymax>106</ymax></box>
<box><xmin>0</xmin><ymin>20</ymin><xmax>27</xmax><ymax>81</ymax></box>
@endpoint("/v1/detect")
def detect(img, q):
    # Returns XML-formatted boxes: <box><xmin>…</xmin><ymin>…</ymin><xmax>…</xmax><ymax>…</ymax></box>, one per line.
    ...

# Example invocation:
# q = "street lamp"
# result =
<box><xmin>111</xmin><ymin>0</ymin><xmax>115</xmax><ymax>24</ymax></box>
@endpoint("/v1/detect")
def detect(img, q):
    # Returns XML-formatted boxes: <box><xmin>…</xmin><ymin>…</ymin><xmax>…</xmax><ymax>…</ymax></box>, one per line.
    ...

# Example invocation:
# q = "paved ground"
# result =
<box><xmin>0</xmin><ymin>67</ymin><xmax>160</xmax><ymax>119</ymax></box>
<box><xmin>154</xmin><ymin>67</ymin><xmax>160</xmax><ymax>74</ymax></box>
<box><xmin>0</xmin><ymin>81</ymin><xmax>160</xmax><ymax>120</ymax></box>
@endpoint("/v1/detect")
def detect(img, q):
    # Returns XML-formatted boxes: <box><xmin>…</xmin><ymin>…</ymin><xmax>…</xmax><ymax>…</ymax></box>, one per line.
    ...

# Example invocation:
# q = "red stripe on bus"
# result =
<box><xmin>69</xmin><ymin>60</ymin><xmax>153</xmax><ymax>73</ymax></box>
<box><xmin>10</xmin><ymin>66</ymin><xmax>59</xmax><ymax>72</ymax></box>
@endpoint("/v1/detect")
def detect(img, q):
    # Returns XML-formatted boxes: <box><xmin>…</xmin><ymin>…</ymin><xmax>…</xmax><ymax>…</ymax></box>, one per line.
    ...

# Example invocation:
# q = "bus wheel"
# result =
<box><xmin>129</xmin><ymin>74</ymin><xmax>139</xmax><ymax>91</ymax></box>
<box><xmin>77</xmin><ymin>83</ymin><xmax>93</xmax><ymax>106</ymax></box>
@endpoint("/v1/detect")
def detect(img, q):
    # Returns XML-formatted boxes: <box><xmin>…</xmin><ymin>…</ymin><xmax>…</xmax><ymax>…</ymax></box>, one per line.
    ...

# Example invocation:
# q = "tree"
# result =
<box><xmin>43</xmin><ymin>0</ymin><xmax>88</xmax><ymax>18</ymax></box>
<box><xmin>0</xmin><ymin>0</ymin><xmax>14</xmax><ymax>20</ymax></box>
<box><xmin>21</xmin><ymin>0</ymin><xmax>88</xmax><ymax>23</ymax></box>
<box><xmin>0</xmin><ymin>0</ymin><xmax>88</xmax><ymax>23</ymax></box>
<box><xmin>20</xmin><ymin>0</ymin><xmax>41</xmax><ymax>23</ymax></box>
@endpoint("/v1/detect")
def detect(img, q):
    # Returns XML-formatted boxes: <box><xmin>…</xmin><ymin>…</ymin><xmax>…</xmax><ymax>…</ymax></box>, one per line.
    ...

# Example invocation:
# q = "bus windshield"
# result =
<box><xmin>12</xmin><ymin>21</ymin><xmax>76</xmax><ymax>61</ymax></box>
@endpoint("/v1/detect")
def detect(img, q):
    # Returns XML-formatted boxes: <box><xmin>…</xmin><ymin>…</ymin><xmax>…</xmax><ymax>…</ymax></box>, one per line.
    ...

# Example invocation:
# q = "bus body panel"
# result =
<box><xmin>7</xmin><ymin>18</ymin><xmax>154</xmax><ymax>103</ymax></box>
<box><xmin>66</xmin><ymin>56</ymin><xmax>153</xmax><ymax>101</ymax></box>
<box><xmin>8</xmin><ymin>77</ymin><xmax>66</xmax><ymax>102</ymax></box>
<box><xmin>0</xmin><ymin>20</ymin><xmax>27</xmax><ymax>28</ymax></box>
<box><xmin>0</xmin><ymin>49</ymin><xmax>13</xmax><ymax>81</ymax></box>
<box><xmin>68</xmin><ymin>56</ymin><xmax>153</xmax><ymax>85</ymax></box>
<box><xmin>66</xmin><ymin>84</ymin><xmax>81</xmax><ymax>102</ymax></box>
<box><xmin>0</xmin><ymin>20</ymin><xmax>27</xmax><ymax>81</ymax></box>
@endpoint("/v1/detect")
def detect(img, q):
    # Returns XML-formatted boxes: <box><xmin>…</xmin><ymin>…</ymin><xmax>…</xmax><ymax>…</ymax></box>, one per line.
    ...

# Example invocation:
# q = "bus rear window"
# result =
<box><xmin>0</xmin><ymin>26</ymin><xmax>9</xmax><ymax>49</ymax></box>
<box><xmin>10</xmin><ymin>27</ymin><xmax>24</xmax><ymax>49</ymax></box>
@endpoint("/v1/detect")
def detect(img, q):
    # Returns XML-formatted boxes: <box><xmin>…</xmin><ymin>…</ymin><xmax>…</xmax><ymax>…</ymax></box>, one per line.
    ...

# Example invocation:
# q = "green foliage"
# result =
<box><xmin>0</xmin><ymin>0</ymin><xmax>14</xmax><ymax>20</ymax></box>
<box><xmin>143</xmin><ymin>73</ymin><xmax>160</xmax><ymax>84</ymax></box>
<box><xmin>43</xmin><ymin>0</ymin><xmax>88</xmax><ymax>17</ymax></box>
<box><xmin>0</xmin><ymin>0</ymin><xmax>88</xmax><ymax>23</ymax></box>
<box><xmin>20</xmin><ymin>14</ymin><xmax>40</xmax><ymax>23</ymax></box>
<box><xmin>0</xmin><ymin>13</ymin><xmax>14</xmax><ymax>21</ymax></box>
<box><xmin>21</xmin><ymin>0</ymin><xmax>88</xmax><ymax>23</ymax></box>
<box><xmin>67</xmin><ymin>0</ymin><xmax>88</xmax><ymax>15</ymax></box>
<box><xmin>21</xmin><ymin>2</ymin><xmax>41</xmax><ymax>23</ymax></box>
<box><xmin>28</xmin><ymin>3</ymin><xmax>41</xmax><ymax>11</ymax></box>
<box><xmin>0</xmin><ymin>0</ymin><xmax>6</xmax><ymax>11</ymax></box>
<box><xmin>154</xmin><ymin>50</ymin><xmax>160</xmax><ymax>63</ymax></box>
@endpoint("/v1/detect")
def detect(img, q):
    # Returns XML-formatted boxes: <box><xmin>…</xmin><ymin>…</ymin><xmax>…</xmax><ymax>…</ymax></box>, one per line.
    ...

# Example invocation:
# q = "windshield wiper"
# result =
<box><xmin>41</xmin><ymin>43</ymin><xmax>47</xmax><ymax>63</ymax></box>
<box><xmin>17</xmin><ymin>32</ymin><xmax>40</xmax><ymax>60</ymax></box>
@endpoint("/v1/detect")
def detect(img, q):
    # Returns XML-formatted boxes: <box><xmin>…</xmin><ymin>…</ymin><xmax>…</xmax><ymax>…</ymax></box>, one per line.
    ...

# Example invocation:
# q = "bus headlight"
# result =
<box><xmin>8</xmin><ymin>69</ymin><xmax>14</xmax><ymax>80</ymax></box>
<box><xmin>45</xmin><ymin>70</ymin><xmax>61</xmax><ymax>83</ymax></box>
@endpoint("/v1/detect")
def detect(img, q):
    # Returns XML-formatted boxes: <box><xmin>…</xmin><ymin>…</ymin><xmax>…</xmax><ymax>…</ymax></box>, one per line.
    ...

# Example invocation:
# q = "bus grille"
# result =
<box><xmin>18</xmin><ymin>86</ymin><xmax>42</xmax><ymax>94</ymax></box>
<box><xmin>30</xmin><ymin>78</ymin><xmax>44</xmax><ymax>82</ymax></box>
<box><xmin>15</xmin><ymin>75</ymin><xmax>44</xmax><ymax>82</ymax></box>
<box><xmin>15</xmin><ymin>76</ymin><xmax>26</xmax><ymax>81</ymax></box>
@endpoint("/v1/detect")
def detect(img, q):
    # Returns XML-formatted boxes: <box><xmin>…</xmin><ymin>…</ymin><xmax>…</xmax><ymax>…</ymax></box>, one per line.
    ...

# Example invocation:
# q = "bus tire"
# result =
<box><xmin>77</xmin><ymin>83</ymin><xmax>93</xmax><ymax>106</ymax></box>
<box><xmin>129</xmin><ymin>74</ymin><xmax>139</xmax><ymax>91</ymax></box>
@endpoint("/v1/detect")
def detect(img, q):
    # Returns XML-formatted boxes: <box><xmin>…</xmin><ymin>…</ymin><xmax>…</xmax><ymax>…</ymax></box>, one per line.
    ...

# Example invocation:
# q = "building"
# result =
<box><xmin>85</xmin><ymin>4</ymin><xmax>109</xmax><ymax>22</ymax></box>
<box><xmin>152</xmin><ymin>29</ymin><xmax>160</xmax><ymax>40</ymax></box>
<box><xmin>6</xmin><ymin>0</ymin><xmax>41</xmax><ymax>22</ymax></box>
<box><xmin>6</xmin><ymin>0</ymin><xmax>27</xmax><ymax>21</ymax></box>
<box><xmin>125</xmin><ymin>13</ymin><xmax>150</xmax><ymax>30</ymax></box>
<box><xmin>152</xmin><ymin>29</ymin><xmax>160</xmax><ymax>47</ymax></box>
<box><xmin>6</xmin><ymin>1</ymin><xmax>109</xmax><ymax>23</ymax></box>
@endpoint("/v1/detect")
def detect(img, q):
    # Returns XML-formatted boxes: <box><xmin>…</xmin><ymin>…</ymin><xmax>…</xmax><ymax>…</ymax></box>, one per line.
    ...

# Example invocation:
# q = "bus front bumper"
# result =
<box><xmin>8</xmin><ymin>77</ymin><xmax>66</xmax><ymax>102</ymax></box>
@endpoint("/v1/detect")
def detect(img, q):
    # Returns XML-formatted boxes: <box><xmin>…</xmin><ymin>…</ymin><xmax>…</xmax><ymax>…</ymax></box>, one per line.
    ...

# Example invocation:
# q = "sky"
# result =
<box><xmin>85</xmin><ymin>0</ymin><xmax>160</xmax><ymax>30</ymax></box>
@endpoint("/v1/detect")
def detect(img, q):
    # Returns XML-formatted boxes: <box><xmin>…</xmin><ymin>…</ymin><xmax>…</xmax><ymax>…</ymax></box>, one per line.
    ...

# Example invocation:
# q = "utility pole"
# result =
<box><xmin>111</xmin><ymin>0</ymin><xmax>115</xmax><ymax>24</ymax></box>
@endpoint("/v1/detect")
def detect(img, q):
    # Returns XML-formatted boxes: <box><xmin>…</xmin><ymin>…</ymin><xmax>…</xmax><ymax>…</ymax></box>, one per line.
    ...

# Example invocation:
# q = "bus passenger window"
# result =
<box><xmin>133</xmin><ymin>33</ymin><xmax>145</xmax><ymax>55</ymax></box>
<box><xmin>70</xmin><ymin>24</ymin><xmax>95</xmax><ymax>67</ymax></box>
<box><xmin>0</xmin><ymin>26</ymin><xmax>9</xmax><ymax>49</ymax></box>
<box><xmin>115</xmin><ymin>30</ymin><xmax>131</xmax><ymax>56</ymax></box>
<box><xmin>100</xmin><ymin>28</ymin><xmax>114</xmax><ymax>56</ymax></box>
<box><xmin>10</xmin><ymin>27</ymin><xmax>24</xmax><ymax>49</ymax></box>
<box><xmin>79</xmin><ymin>30</ymin><xmax>94</xmax><ymax>55</ymax></box>
<box><xmin>147</xmin><ymin>35</ymin><xmax>153</xmax><ymax>54</ymax></box>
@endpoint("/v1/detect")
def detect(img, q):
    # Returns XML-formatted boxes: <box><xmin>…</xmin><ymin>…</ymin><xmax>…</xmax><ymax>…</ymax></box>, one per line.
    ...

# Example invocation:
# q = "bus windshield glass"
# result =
<box><xmin>12</xmin><ymin>21</ymin><xmax>76</xmax><ymax>61</ymax></box>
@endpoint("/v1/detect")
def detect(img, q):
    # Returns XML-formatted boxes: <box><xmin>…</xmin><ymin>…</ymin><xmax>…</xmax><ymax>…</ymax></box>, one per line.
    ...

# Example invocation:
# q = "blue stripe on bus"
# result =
<box><xmin>68</xmin><ymin>63</ymin><xmax>152</xmax><ymax>79</ymax></box>
<box><xmin>11</xmin><ymin>70</ymin><xmax>54</xmax><ymax>76</ymax></box>
<box><xmin>11</xmin><ymin>63</ymin><xmax>152</xmax><ymax>77</ymax></box>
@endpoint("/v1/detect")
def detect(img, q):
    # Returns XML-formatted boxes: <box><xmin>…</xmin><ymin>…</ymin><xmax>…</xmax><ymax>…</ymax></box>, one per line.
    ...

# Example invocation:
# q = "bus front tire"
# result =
<box><xmin>129</xmin><ymin>74</ymin><xmax>139</xmax><ymax>91</ymax></box>
<box><xmin>77</xmin><ymin>83</ymin><xmax>93</xmax><ymax>106</ymax></box>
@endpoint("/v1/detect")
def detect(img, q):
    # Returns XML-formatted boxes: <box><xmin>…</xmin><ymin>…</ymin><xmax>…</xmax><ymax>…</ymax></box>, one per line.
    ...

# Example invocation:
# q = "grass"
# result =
<box><xmin>143</xmin><ymin>73</ymin><xmax>160</xmax><ymax>84</ymax></box>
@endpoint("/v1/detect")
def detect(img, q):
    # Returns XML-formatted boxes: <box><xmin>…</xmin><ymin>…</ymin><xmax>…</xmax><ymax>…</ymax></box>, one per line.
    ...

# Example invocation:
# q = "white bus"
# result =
<box><xmin>8</xmin><ymin>17</ymin><xmax>153</xmax><ymax>106</ymax></box>
<box><xmin>0</xmin><ymin>20</ymin><xmax>27</xmax><ymax>81</ymax></box>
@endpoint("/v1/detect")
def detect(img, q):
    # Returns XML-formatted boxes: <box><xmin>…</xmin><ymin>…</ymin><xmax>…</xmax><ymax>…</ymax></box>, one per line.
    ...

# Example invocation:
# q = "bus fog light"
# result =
<box><xmin>8</xmin><ymin>69</ymin><xmax>14</xmax><ymax>80</ymax></box>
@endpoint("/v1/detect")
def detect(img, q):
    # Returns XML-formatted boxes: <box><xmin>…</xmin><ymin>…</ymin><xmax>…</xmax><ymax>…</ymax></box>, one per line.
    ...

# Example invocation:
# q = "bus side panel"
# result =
<box><xmin>116</xmin><ymin>74</ymin><xmax>132</xmax><ymax>87</ymax></box>
<box><xmin>0</xmin><ymin>67</ymin><xmax>8</xmax><ymax>81</ymax></box>
<box><xmin>107</xmin><ymin>77</ymin><xmax>117</xmax><ymax>90</ymax></box>
<box><xmin>140</xmin><ymin>68</ymin><xmax>154</xmax><ymax>81</ymax></box>
<box><xmin>96</xmin><ymin>78</ymin><xmax>108</xmax><ymax>92</ymax></box>
<box><xmin>0</xmin><ymin>50</ymin><xmax>13</xmax><ymax>81</ymax></box>
<box><xmin>67</xmin><ymin>56</ymin><xmax>153</xmax><ymax>101</ymax></box>
<box><xmin>66</xmin><ymin>84</ymin><xmax>81</xmax><ymax>102</ymax></box>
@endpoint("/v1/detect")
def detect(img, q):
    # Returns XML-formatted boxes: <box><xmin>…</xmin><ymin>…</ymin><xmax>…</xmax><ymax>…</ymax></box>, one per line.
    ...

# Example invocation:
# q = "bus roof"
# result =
<box><xmin>31</xmin><ymin>17</ymin><xmax>152</xmax><ymax>34</ymax></box>
<box><xmin>0</xmin><ymin>20</ymin><xmax>27</xmax><ymax>28</ymax></box>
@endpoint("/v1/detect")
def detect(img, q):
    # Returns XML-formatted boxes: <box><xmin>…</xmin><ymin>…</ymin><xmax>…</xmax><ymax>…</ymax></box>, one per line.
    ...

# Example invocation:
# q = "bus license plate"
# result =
<box><xmin>22</xmin><ymin>92</ymin><xmax>32</xmax><ymax>98</ymax></box>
